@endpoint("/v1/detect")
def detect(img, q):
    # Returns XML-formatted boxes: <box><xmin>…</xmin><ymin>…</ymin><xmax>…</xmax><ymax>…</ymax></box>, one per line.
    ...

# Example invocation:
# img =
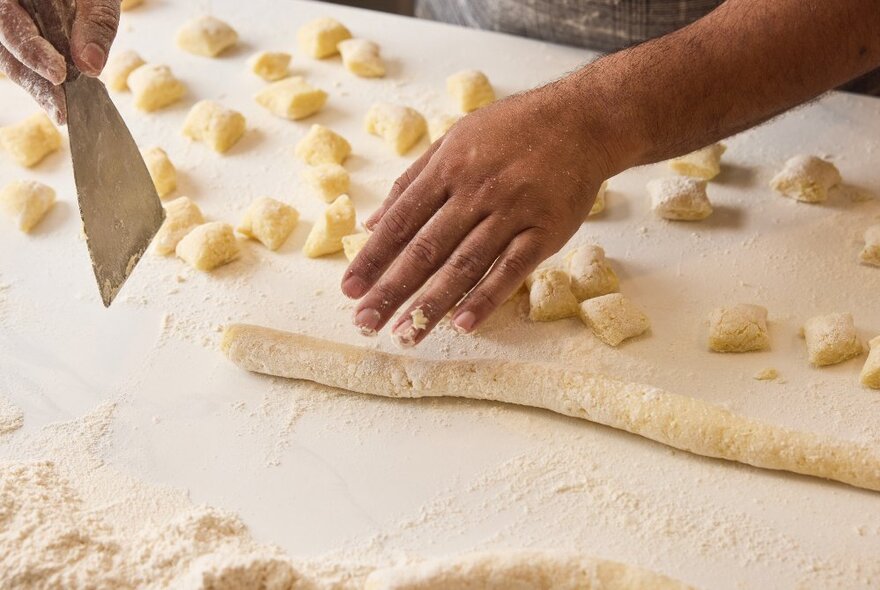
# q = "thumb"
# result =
<box><xmin>69</xmin><ymin>0</ymin><xmax>120</xmax><ymax>77</ymax></box>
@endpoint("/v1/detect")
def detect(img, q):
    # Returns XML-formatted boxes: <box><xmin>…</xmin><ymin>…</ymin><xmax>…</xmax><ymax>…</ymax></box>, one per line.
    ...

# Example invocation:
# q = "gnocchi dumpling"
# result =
<box><xmin>365</xmin><ymin>103</ymin><xmax>427</xmax><ymax>155</ymax></box>
<box><xmin>579</xmin><ymin>293</ymin><xmax>651</xmax><ymax>347</ymax></box>
<box><xmin>176</xmin><ymin>222</ymin><xmax>240</xmax><ymax>271</ymax></box>
<box><xmin>526</xmin><ymin>268</ymin><xmax>579</xmax><ymax>322</ymax></box>
<box><xmin>236</xmin><ymin>197</ymin><xmax>299</xmax><ymax>251</ymax></box>
<box><xmin>249</xmin><ymin>51</ymin><xmax>291</xmax><ymax>81</ymax></box>
<box><xmin>428</xmin><ymin>114</ymin><xmax>460</xmax><ymax>143</ymax></box>
<box><xmin>255</xmin><ymin>76</ymin><xmax>327</xmax><ymax>120</ymax></box>
<box><xmin>0</xmin><ymin>180</ymin><xmax>55</xmax><ymax>232</ymax></box>
<box><xmin>152</xmin><ymin>196</ymin><xmax>204</xmax><ymax>255</ymax></box>
<box><xmin>295</xmin><ymin>125</ymin><xmax>351</xmax><ymax>166</ymax></box>
<box><xmin>708</xmin><ymin>304</ymin><xmax>770</xmax><ymax>353</ymax></box>
<box><xmin>342</xmin><ymin>232</ymin><xmax>370</xmax><ymax>261</ymax></box>
<box><xmin>861</xmin><ymin>336</ymin><xmax>880</xmax><ymax>389</ymax></box>
<box><xmin>648</xmin><ymin>177</ymin><xmax>713</xmax><ymax>221</ymax></box>
<box><xmin>102</xmin><ymin>49</ymin><xmax>145</xmax><ymax>91</ymax></box>
<box><xmin>0</xmin><ymin>113</ymin><xmax>62</xmax><ymax>168</ymax></box>
<box><xmin>770</xmin><ymin>155</ymin><xmax>841</xmax><ymax>203</ymax></box>
<box><xmin>565</xmin><ymin>245</ymin><xmax>619</xmax><ymax>301</ymax></box>
<box><xmin>303</xmin><ymin>195</ymin><xmax>357</xmax><ymax>258</ymax></box>
<box><xmin>142</xmin><ymin>147</ymin><xmax>177</xmax><ymax>198</ymax></box>
<box><xmin>859</xmin><ymin>224</ymin><xmax>880</xmax><ymax>267</ymax></box>
<box><xmin>183</xmin><ymin>100</ymin><xmax>246</xmax><ymax>154</ymax></box>
<box><xmin>338</xmin><ymin>39</ymin><xmax>385</xmax><ymax>78</ymax></box>
<box><xmin>176</xmin><ymin>16</ymin><xmax>238</xmax><ymax>57</ymax></box>
<box><xmin>587</xmin><ymin>181</ymin><xmax>609</xmax><ymax>217</ymax></box>
<box><xmin>128</xmin><ymin>64</ymin><xmax>186</xmax><ymax>112</ymax></box>
<box><xmin>669</xmin><ymin>143</ymin><xmax>726</xmax><ymax>180</ymax></box>
<box><xmin>301</xmin><ymin>163</ymin><xmax>350</xmax><ymax>202</ymax></box>
<box><xmin>298</xmin><ymin>17</ymin><xmax>352</xmax><ymax>59</ymax></box>
<box><xmin>447</xmin><ymin>70</ymin><xmax>495</xmax><ymax>113</ymax></box>
<box><xmin>803</xmin><ymin>312</ymin><xmax>863</xmax><ymax>367</ymax></box>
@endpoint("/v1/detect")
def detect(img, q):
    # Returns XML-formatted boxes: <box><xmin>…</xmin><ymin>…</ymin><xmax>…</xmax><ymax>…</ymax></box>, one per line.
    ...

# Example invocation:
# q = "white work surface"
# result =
<box><xmin>2</xmin><ymin>1</ymin><xmax>880</xmax><ymax>587</ymax></box>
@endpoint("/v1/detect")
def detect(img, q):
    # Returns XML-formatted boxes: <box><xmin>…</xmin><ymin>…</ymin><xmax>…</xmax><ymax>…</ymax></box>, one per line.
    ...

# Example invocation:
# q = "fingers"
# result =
<box><xmin>364</xmin><ymin>141</ymin><xmax>442</xmax><ymax>231</ymax></box>
<box><xmin>0</xmin><ymin>0</ymin><xmax>65</xmax><ymax>84</ymax></box>
<box><xmin>70</xmin><ymin>0</ymin><xmax>120</xmax><ymax>76</ymax></box>
<box><xmin>0</xmin><ymin>44</ymin><xmax>66</xmax><ymax>123</ymax></box>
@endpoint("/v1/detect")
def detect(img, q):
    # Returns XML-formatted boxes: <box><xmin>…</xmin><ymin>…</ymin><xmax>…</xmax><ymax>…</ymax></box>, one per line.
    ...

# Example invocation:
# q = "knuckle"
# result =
<box><xmin>404</xmin><ymin>233</ymin><xmax>443</xmax><ymax>265</ymax></box>
<box><xmin>447</xmin><ymin>248</ymin><xmax>486</xmax><ymax>282</ymax></box>
<box><xmin>498</xmin><ymin>247</ymin><xmax>537</xmax><ymax>279</ymax></box>
<box><xmin>87</xmin><ymin>3</ymin><xmax>121</xmax><ymax>32</ymax></box>
<box><xmin>379</xmin><ymin>208</ymin><xmax>413</xmax><ymax>246</ymax></box>
<box><xmin>465</xmin><ymin>287</ymin><xmax>501</xmax><ymax>312</ymax></box>
<box><xmin>371</xmin><ymin>281</ymin><xmax>405</xmax><ymax>311</ymax></box>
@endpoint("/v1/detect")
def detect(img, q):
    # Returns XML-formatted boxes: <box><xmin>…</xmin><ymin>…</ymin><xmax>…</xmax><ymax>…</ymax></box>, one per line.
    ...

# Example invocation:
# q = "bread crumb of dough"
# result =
<box><xmin>860</xmin><ymin>224</ymin><xmax>880</xmax><ymax>267</ymax></box>
<box><xmin>753</xmin><ymin>368</ymin><xmax>779</xmax><ymax>381</ymax></box>
<box><xmin>411</xmin><ymin>308</ymin><xmax>428</xmax><ymax>331</ymax></box>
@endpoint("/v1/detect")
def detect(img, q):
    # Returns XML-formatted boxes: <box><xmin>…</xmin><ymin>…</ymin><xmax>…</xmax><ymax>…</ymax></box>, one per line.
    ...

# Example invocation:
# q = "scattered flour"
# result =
<box><xmin>0</xmin><ymin>395</ymin><xmax>24</xmax><ymax>435</ymax></box>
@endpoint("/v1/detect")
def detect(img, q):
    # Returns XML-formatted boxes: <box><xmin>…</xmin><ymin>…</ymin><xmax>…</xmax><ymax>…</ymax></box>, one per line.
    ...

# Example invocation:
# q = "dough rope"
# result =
<box><xmin>222</xmin><ymin>324</ymin><xmax>880</xmax><ymax>492</ymax></box>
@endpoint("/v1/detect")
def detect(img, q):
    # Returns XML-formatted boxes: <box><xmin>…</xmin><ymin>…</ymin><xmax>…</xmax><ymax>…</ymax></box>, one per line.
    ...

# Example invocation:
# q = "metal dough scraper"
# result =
<box><xmin>21</xmin><ymin>0</ymin><xmax>164</xmax><ymax>307</ymax></box>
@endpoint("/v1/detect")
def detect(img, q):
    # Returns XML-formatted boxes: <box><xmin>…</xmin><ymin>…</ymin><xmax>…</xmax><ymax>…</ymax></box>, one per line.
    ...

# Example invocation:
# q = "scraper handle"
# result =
<box><xmin>18</xmin><ymin>0</ymin><xmax>77</xmax><ymax>81</ymax></box>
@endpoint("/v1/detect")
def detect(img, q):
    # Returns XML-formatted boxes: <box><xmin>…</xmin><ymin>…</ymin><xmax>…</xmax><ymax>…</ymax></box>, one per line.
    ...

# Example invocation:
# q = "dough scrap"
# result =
<box><xmin>298</xmin><ymin>17</ymin><xmax>352</xmax><ymax>59</ymax></box>
<box><xmin>0</xmin><ymin>180</ymin><xmax>55</xmax><ymax>232</ymax></box>
<box><xmin>526</xmin><ymin>268</ymin><xmax>579</xmax><ymax>322</ymax></box>
<box><xmin>295</xmin><ymin>125</ymin><xmax>351</xmax><ymax>166</ymax></box>
<box><xmin>0</xmin><ymin>113</ymin><xmax>62</xmax><ymax>168</ymax></box>
<box><xmin>342</xmin><ymin>232</ymin><xmax>370</xmax><ymax>261</ymax></box>
<box><xmin>428</xmin><ymin>114</ymin><xmax>460</xmax><ymax>143</ymax></box>
<box><xmin>708</xmin><ymin>304</ymin><xmax>771</xmax><ymax>353</ymax></box>
<box><xmin>176</xmin><ymin>222</ymin><xmax>240</xmax><ymax>271</ymax></box>
<box><xmin>754</xmin><ymin>368</ymin><xmax>779</xmax><ymax>381</ymax></box>
<box><xmin>249</xmin><ymin>51</ymin><xmax>291</xmax><ymax>81</ymax></box>
<box><xmin>447</xmin><ymin>69</ymin><xmax>495</xmax><ymax>113</ymax></box>
<box><xmin>301</xmin><ymin>163</ymin><xmax>350</xmax><ymax>203</ymax></box>
<box><xmin>152</xmin><ymin>196</ymin><xmax>204</xmax><ymax>255</ymax></box>
<box><xmin>222</xmin><ymin>325</ymin><xmax>880</xmax><ymax>492</ymax></box>
<box><xmin>859</xmin><ymin>224</ymin><xmax>880</xmax><ymax>267</ymax></box>
<box><xmin>669</xmin><ymin>143</ymin><xmax>727</xmax><ymax>180</ymax></box>
<box><xmin>142</xmin><ymin>147</ymin><xmax>177</xmax><ymax>198</ymax></box>
<box><xmin>587</xmin><ymin>181</ymin><xmax>609</xmax><ymax>217</ymax></box>
<box><xmin>102</xmin><ymin>49</ymin><xmax>146</xmax><ymax>91</ymax></box>
<box><xmin>365</xmin><ymin>103</ymin><xmax>427</xmax><ymax>155</ymax></box>
<box><xmin>127</xmin><ymin>64</ymin><xmax>186</xmax><ymax>112</ymax></box>
<box><xmin>579</xmin><ymin>293</ymin><xmax>650</xmax><ymax>347</ymax></box>
<box><xmin>255</xmin><ymin>76</ymin><xmax>327</xmax><ymax>121</ymax></box>
<box><xmin>120</xmin><ymin>0</ymin><xmax>144</xmax><ymax>10</ymax></box>
<box><xmin>338</xmin><ymin>39</ymin><xmax>385</xmax><ymax>78</ymax></box>
<box><xmin>183</xmin><ymin>100</ymin><xmax>246</xmax><ymax>154</ymax></box>
<box><xmin>302</xmin><ymin>195</ymin><xmax>356</xmax><ymax>258</ymax></box>
<box><xmin>565</xmin><ymin>244</ymin><xmax>619</xmax><ymax>301</ymax></box>
<box><xmin>648</xmin><ymin>177</ymin><xmax>713</xmax><ymax>221</ymax></box>
<box><xmin>176</xmin><ymin>16</ymin><xmax>238</xmax><ymax>57</ymax></box>
<box><xmin>861</xmin><ymin>336</ymin><xmax>880</xmax><ymax>389</ymax></box>
<box><xmin>803</xmin><ymin>312</ymin><xmax>863</xmax><ymax>367</ymax></box>
<box><xmin>770</xmin><ymin>155</ymin><xmax>841</xmax><ymax>203</ymax></box>
<box><xmin>237</xmin><ymin>197</ymin><xmax>299</xmax><ymax>251</ymax></box>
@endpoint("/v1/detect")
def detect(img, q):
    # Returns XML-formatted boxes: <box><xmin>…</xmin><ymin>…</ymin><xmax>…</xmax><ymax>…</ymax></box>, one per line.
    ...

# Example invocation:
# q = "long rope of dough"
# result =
<box><xmin>222</xmin><ymin>324</ymin><xmax>880</xmax><ymax>492</ymax></box>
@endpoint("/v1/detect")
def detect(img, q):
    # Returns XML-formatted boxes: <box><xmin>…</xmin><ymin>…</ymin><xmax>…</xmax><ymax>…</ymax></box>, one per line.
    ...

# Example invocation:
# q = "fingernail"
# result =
<box><xmin>452</xmin><ymin>311</ymin><xmax>477</xmax><ymax>334</ymax></box>
<box><xmin>393</xmin><ymin>320</ymin><xmax>416</xmax><ymax>348</ymax></box>
<box><xmin>80</xmin><ymin>43</ymin><xmax>106</xmax><ymax>75</ymax></box>
<box><xmin>342</xmin><ymin>275</ymin><xmax>368</xmax><ymax>299</ymax></box>
<box><xmin>354</xmin><ymin>308</ymin><xmax>380</xmax><ymax>336</ymax></box>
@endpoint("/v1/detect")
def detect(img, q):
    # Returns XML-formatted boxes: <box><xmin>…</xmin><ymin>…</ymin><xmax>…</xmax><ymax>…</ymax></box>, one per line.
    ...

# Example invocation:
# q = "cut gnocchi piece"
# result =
<box><xmin>255</xmin><ymin>76</ymin><xmax>327</xmax><ymax>120</ymax></box>
<box><xmin>447</xmin><ymin>70</ymin><xmax>495</xmax><ymax>113</ymax></box>
<box><xmin>803</xmin><ymin>312</ymin><xmax>863</xmax><ymax>367</ymax></box>
<box><xmin>428</xmin><ymin>114</ymin><xmax>460</xmax><ymax>143</ymax></box>
<box><xmin>176</xmin><ymin>16</ymin><xmax>238</xmax><ymax>57</ymax></box>
<box><xmin>770</xmin><ymin>155</ymin><xmax>841</xmax><ymax>203</ymax></box>
<box><xmin>526</xmin><ymin>268</ymin><xmax>579</xmax><ymax>322</ymax></box>
<box><xmin>859</xmin><ymin>224</ymin><xmax>880</xmax><ymax>267</ymax></box>
<box><xmin>587</xmin><ymin>181</ymin><xmax>609</xmax><ymax>217</ymax></box>
<box><xmin>669</xmin><ymin>143</ymin><xmax>726</xmax><ymax>180</ymax></box>
<box><xmin>338</xmin><ymin>39</ymin><xmax>385</xmax><ymax>78</ymax></box>
<box><xmin>128</xmin><ymin>64</ymin><xmax>186</xmax><ymax>112</ymax></box>
<box><xmin>298</xmin><ymin>17</ymin><xmax>352</xmax><ymax>59</ymax></box>
<box><xmin>295</xmin><ymin>125</ymin><xmax>351</xmax><ymax>166</ymax></box>
<box><xmin>300</xmin><ymin>163</ymin><xmax>350</xmax><ymax>202</ymax></box>
<box><xmin>182</xmin><ymin>100</ymin><xmax>246</xmax><ymax>154</ymax></box>
<box><xmin>708</xmin><ymin>304</ymin><xmax>770</xmax><ymax>353</ymax></box>
<box><xmin>0</xmin><ymin>180</ymin><xmax>55</xmax><ymax>232</ymax></box>
<box><xmin>342</xmin><ymin>232</ymin><xmax>370</xmax><ymax>261</ymax></box>
<box><xmin>102</xmin><ymin>49</ymin><xmax>145</xmax><ymax>91</ymax></box>
<box><xmin>565</xmin><ymin>245</ymin><xmax>618</xmax><ymax>301</ymax></box>
<box><xmin>648</xmin><ymin>177</ymin><xmax>713</xmax><ymax>221</ymax></box>
<box><xmin>365</xmin><ymin>103</ymin><xmax>427</xmax><ymax>155</ymax></box>
<box><xmin>249</xmin><ymin>51</ymin><xmax>291</xmax><ymax>81</ymax></box>
<box><xmin>152</xmin><ymin>196</ymin><xmax>204</xmax><ymax>255</ymax></box>
<box><xmin>579</xmin><ymin>293</ymin><xmax>651</xmax><ymax>347</ymax></box>
<box><xmin>120</xmin><ymin>0</ymin><xmax>144</xmax><ymax>10</ymax></box>
<box><xmin>237</xmin><ymin>197</ymin><xmax>299</xmax><ymax>251</ymax></box>
<box><xmin>0</xmin><ymin>113</ymin><xmax>62</xmax><ymax>168</ymax></box>
<box><xmin>142</xmin><ymin>147</ymin><xmax>177</xmax><ymax>198</ymax></box>
<box><xmin>176</xmin><ymin>222</ymin><xmax>240</xmax><ymax>271</ymax></box>
<box><xmin>303</xmin><ymin>195</ymin><xmax>357</xmax><ymax>258</ymax></box>
<box><xmin>861</xmin><ymin>336</ymin><xmax>880</xmax><ymax>389</ymax></box>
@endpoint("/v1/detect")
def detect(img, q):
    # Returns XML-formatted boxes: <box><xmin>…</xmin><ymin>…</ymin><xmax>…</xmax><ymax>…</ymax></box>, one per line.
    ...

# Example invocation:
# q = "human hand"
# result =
<box><xmin>0</xmin><ymin>0</ymin><xmax>121</xmax><ymax>124</ymax></box>
<box><xmin>341</xmin><ymin>80</ymin><xmax>625</xmax><ymax>346</ymax></box>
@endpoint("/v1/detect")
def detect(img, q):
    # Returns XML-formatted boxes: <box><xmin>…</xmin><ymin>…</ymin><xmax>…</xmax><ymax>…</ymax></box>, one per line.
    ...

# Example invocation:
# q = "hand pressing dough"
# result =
<box><xmin>300</xmin><ymin>163</ymin><xmax>350</xmax><ymax>202</ymax></box>
<box><xmin>342</xmin><ymin>232</ymin><xmax>370</xmax><ymax>261</ymax></box>
<box><xmin>565</xmin><ymin>244</ymin><xmax>618</xmax><ymax>301</ymax></box>
<box><xmin>236</xmin><ymin>197</ymin><xmax>299</xmax><ymax>251</ymax></box>
<box><xmin>770</xmin><ymin>155</ymin><xmax>841</xmax><ymax>203</ymax></box>
<box><xmin>861</xmin><ymin>336</ymin><xmax>880</xmax><ymax>389</ymax></box>
<box><xmin>142</xmin><ymin>147</ymin><xmax>177</xmax><ymax>198</ymax></box>
<box><xmin>152</xmin><ymin>196</ymin><xmax>204</xmax><ymax>255</ymax></box>
<box><xmin>0</xmin><ymin>113</ymin><xmax>62</xmax><ymax>168</ymax></box>
<box><xmin>708</xmin><ymin>304</ymin><xmax>770</xmax><ymax>353</ymax></box>
<box><xmin>120</xmin><ymin>0</ymin><xmax>144</xmax><ymax>10</ymax></box>
<box><xmin>176</xmin><ymin>16</ymin><xmax>238</xmax><ymax>57</ymax></box>
<box><xmin>365</xmin><ymin>103</ymin><xmax>427</xmax><ymax>155</ymax></box>
<box><xmin>363</xmin><ymin>552</ymin><xmax>692</xmax><ymax>590</ymax></box>
<box><xmin>295</xmin><ymin>125</ymin><xmax>351</xmax><ymax>166</ymax></box>
<box><xmin>447</xmin><ymin>69</ymin><xmax>495</xmax><ymax>113</ymax></box>
<box><xmin>102</xmin><ymin>49</ymin><xmax>146</xmax><ymax>91</ymax></box>
<box><xmin>302</xmin><ymin>195</ymin><xmax>356</xmax><ymax>258</ymax></box>
<box><xmin>182</xmin><ymin>100</ymin><xmax>246</xmax><ymax>153</ymax></box>
<box><xmin>338</xmin><ymin>39</ymin><xmax>385</xmax><ymax>78</ymax></box>
<box><xmin>0</xmin><ymin>180</ymin><xmax>55</xmax><ymax>232</ymax></box>
<box><xmin>648</xmin><ymin>177</ymin><xmax>713</xmax><ymax>221</ymax></box>
<box><xmin>428</xmin><ymin>114</ymin><xmax>460</xmax><ymax>143</ymax></box>
<box><xmin>127</xmin><ymin>64</ymin><xmax>186</xmax><ymax>112</ymax></box>
<box><xmin>587</xmin><ymin>181</ymin><xmax>609</xmax><ymax>217</ymax></box>
<box><xmin>222</xmin><ymin>324</ymin><xmax>880</xmax><ymax>492</ymax></box>
<box><xmin>176</xmin><ymin>222</ymin><xmax>240</xmax><ymax>271</ymax></box>
<box><xmin>579</xmin><ymin>293</ymin><xmax>650</xmax><ymax>347</ymax></box>
<box><xmin>669</xmin><ymin>143</ymin><xmax>726</xmax><ymax>180</ymax></box>
<box><xmin>255</xmin><ymin>77</ymin><xmax>327</xmax><ymax>120</ymax></box>
<box><xmin>803</xmin><ymin>313</ymin><xmax>863</xmax><ymax>367</ymax></box>
<box><xmin>860</xmin><ymin>224</ymin><xmax>880</xmax><ymax>267</ymax></box>
<box><xmin>526</xmin><ymin>268</ymin><xmax>579</xmax><ymax>322</ymax></box>
<box><xmin>249</xmin><ymin>51</ymin><xmax>291</xmax><ymax>81</ymax></box>
<box><xmin>298</xmin><ymin>17</ymin><xmax>352</xmax><ymax>59</ymax></box>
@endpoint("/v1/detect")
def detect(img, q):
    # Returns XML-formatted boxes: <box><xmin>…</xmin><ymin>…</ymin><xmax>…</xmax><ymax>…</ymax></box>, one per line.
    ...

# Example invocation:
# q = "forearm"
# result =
<box><xmin>571</xmin><ymin>0</ymin><xmax>880</xmax><ymax>172</ymax></box>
